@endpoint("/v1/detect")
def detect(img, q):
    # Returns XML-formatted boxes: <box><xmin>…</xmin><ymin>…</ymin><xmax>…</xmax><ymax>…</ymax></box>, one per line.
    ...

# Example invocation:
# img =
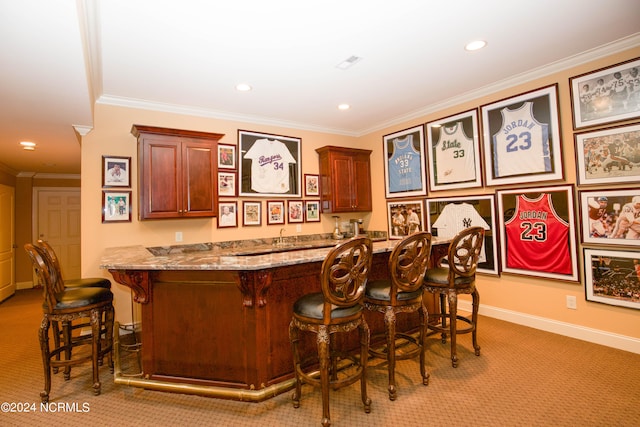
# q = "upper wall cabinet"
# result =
<box><xmin>132</xmin><ymin>125</ymin><xmax>224</xmax><ymax>220</ymax></box>
<box><xmin>316</xmin><ymin>146</ymin><xmax>372</xmax><ymax>213</ymax></box>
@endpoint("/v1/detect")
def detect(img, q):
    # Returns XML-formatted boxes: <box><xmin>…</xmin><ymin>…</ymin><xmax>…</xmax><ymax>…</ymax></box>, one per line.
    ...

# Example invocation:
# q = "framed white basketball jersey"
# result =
<box><xmin>434</xmin><ymin>122</ymin><xmax>477</xmax><ymax>184</ymax></box>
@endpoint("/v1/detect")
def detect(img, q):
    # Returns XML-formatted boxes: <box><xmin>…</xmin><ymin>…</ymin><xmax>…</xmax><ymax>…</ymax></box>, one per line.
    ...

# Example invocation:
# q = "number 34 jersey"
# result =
<box><xmin>505</xmin><ymin>193</ymin><xmax>572</xmax><ymax>275</ymax></box>
<box><xmin>492</xmin><ymin>101</ymin><xmax>551</xmax><ymax>178</ymax></box>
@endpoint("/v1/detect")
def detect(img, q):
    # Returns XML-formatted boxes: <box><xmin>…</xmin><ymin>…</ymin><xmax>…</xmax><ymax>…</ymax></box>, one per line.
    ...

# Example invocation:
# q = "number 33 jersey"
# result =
<box><xmin>505</xmin><ymin>193</ymin><xmax>572</xmax><ymax>275</ymax></box>
<box><xmin>244</xmin><ymin>139</ymin><xmax>296</xmax><ymax>193</ymax></box>
<box><xmin>492</xmin><ymin>101</ymin><xmax>551</xmax><ymax>178</ymax></box>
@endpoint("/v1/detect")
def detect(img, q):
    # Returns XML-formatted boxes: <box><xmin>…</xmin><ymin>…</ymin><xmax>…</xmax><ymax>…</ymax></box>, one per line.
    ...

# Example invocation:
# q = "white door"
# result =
<box><xmin>37</xmin><ymin>189</ymin><xmax>81</xmax><ymax>280</ymax></box>
<box><xmin>0</xmin><ymin>184</ymin><xmax>16</xmax><ymax>302</ymax></box>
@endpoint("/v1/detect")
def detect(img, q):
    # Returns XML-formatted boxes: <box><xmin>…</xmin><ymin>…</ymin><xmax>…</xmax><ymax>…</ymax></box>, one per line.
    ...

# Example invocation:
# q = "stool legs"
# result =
<box><xmin>383</xmin><ymin>308</ymin><xmax>398</xmax><ymax>401</ymax></box>
<box><xmin>39</xmin><ymin>316</ymin><xmax>52</xmax><ymax>403</ymax></box>
<box><xmin>471</xmin><ymin>289</ymin><xmax>481</xmax><ymax>357</ymax></box>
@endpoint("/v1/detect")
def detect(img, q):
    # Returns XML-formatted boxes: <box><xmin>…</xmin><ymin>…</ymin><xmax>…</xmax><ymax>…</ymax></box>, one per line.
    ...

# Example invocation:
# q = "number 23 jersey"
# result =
<box><xmin>492</xmin><ymin>101</ymin><xmax>551</xmax><ymax>178</ymax></box>
<box><xmin>505</xmin><ymin>193</ymin><xmax>572</xmax><ymax>275</ymax></box>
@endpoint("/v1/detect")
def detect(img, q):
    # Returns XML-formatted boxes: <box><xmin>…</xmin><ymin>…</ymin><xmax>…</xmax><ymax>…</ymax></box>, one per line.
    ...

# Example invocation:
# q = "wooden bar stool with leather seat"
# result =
<box><xmin>364</xmin><ymin>231</ymin><xmax>432</xmax><ymax>400</ymax></box>
<box><xmin>25</xmin><ymin>243</ymin><xmax>115</xmax><ymax>403</ymax></box>
<box><xmin>289</xmin><ymin>237</ymin><xmax>373</xmax><ymax>427</ymax></box>
<box><xmin>422</xmin><ymin>226</ymin><xmax>484</xmax><ymax>368</ymax></box>
<box><xmin>36</xmin><ymin>239</ymin><xmax>111</xmax><ymax>289</ymax></box>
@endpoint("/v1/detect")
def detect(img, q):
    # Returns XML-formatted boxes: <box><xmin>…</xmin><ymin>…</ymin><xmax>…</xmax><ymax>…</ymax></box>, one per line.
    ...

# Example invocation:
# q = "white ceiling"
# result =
<box><xmin>1</xmin><ymin>0</ymin><xmax>639</xmax><ymax>176</ymax></box>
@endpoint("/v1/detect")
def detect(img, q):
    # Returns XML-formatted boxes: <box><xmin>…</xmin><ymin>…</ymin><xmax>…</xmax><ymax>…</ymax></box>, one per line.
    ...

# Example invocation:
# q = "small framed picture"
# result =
<box><xmin>305</xmin><ymin>200</ymin><xmax>321</xmax><ymax>222</ymax></box>
<box><xmin>386</xmin><ymin>200</ymin><xmax>425</xmax><ymax>240</ymax></box>
<box><xmin>383</xmin><ymin>125</ymin><xmax>427</xmax><ymax>199</ymax></box>
<box><xmin>218</xmin><ymin>171</ymin><xmax>236</xmax><ymax>197</ymax></box>
<box><xmin>425</xmin><ymin>109</ymin><xmax>483</xmax><ymax>192</ymax></box>
<box><xmin>304</xmin><ymin>174</ymin><xmax>320</xmax><ymax>197</ymax></box>
<box><xmin>218</xmin><ymin>201</ymin><xmax>237</xmax><ymax>228</ymax></box>
<box><xmin>574</xmin><ymin>122</ymin><xmax>640</xmax><ymax>186</ymax></box>
<box><xmin>569</xmin><ymin>57</ymin><xmax>640</xmax><ymax>130</ymax></box>
<box><xmin>579</xmin><ymin>188</ymin><xmax>640</xmax><ymax>247</ymax></box>
<box><xmin>480</xmin><ymin>84</ymin><xmax>564</xmax><ymax>187</ymax></box>
<box><xmin>102</xmin><ymin>156</ymin><xmax>131</xmax><ymax>187</ymax></box>
<box><xmin>584</xmin><ymin>247</ymin><xmax>640</xmax><ymax>310</ymax></box>
<box><xmin>217</xmin><ymin>144</ymin><xmax>236</xmax><ymax>170</ymax></box>
<box><xmin>242</xmin><ymin>201</ymin><xmax>261</xmax><ymax>226</ymax></box>
<box><xmin>497</xmin><ymin>185</ymin><xmax>579</xmax><ymax>282</ymax></box>
<box><xmin>102</xmin><ymin>191</ymin><xmax>131</xmax><ymax>223</ymax></box>
<box><xmin>287</xmin><ymin>200</ymin><xmax>304</xmax><ymax>223</ymax></box>
<box><xmin>267</xmin><ymin>200</ymin><xmax>285</xmax><ymax>225</ymax></box>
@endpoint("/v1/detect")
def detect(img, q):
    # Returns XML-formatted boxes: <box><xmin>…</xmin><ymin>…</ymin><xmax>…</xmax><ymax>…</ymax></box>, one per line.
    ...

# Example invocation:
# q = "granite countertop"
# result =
<box><xmin>99</xmin><ymin>232</ymin><xmax>451</xmax><ymax>272</ymax></box>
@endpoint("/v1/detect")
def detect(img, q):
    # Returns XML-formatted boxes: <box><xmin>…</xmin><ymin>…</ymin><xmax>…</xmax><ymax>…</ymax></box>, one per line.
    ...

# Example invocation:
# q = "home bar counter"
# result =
<box><xmin>100</xmin><ymin>234</ymin><xmax>449</xmax><ymax>401</ymax></box>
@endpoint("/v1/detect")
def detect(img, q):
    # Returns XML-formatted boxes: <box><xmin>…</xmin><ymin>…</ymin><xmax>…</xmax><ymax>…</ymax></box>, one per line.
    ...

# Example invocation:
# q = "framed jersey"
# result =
<box><xmin>425</xmin><ymin>109</ymin><xmax>482</xmax><ymax>192</ymax></box>
<box><xmin>383</xmin><ymin>125</ymin><xmax>427</xmax><ymax>199</ymax></box>
<box><xmin>425</xmin><ymin>194</ymin><xmax>499</xmax><ymax>276</ymax></box>
<box><xmin>480</xmin><ymin>85</ymin><xmax>564</xmax><ymax>187</ymax></box>
<box><xmin>238</xmin><ymin>130</ymin><xmax>301</xmax><ymax>197</ymax></box>
<box><xmin>497</xmin><ymin>185</ymin><xmax>579</xmax><ymax>282</ymax></box>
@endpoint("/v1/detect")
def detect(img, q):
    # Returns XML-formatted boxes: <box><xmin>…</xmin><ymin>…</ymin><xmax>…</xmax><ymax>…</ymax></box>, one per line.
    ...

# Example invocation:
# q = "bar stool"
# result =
<box><xmin>25</xmin><ymin>243</ymin><xmax>114</xmax><ymax>402</ymax></box>
<box><xmin>422</xmin><ymin>226</ymin><xmax>484</xmax><ymax>368</ymax></box>
<box><xmin>364</xmin><ymin>231</ymin><xmax>431</xmax><ymax>400</ymax></box>
<box><xmin>289</xmin><ymin>237</ymin><xmax>373</xmax><ymax>427</ymax></box>
<box><xmin>36</xmin><ymin>240</ymin><xmax>111</xmax><ymax>289</ymax></box>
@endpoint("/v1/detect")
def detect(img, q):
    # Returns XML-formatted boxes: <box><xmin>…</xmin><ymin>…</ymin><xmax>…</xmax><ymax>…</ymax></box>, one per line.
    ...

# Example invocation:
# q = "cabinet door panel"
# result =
<box><xmin>144</xmin><ymin>138</ymin><xmax>181</xmax><ymax>218</ymax></box>
<box><xmin>332</xmin><ymin>155</ymin><xmax>354</xmax><ymax>211</ymax></box>
<box><xmin>353</xmin><ymin>155</ymin><xmax>372</xmax><ymax>211</ymax></box>
<box><xmin>183</xmin><ymin>142</ymin><xmax>216</xmax><ymax>216</ymax></box>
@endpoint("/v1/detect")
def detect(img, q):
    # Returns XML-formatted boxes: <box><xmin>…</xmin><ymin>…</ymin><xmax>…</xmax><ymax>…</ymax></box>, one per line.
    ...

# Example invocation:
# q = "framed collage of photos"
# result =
<box><xmin>383</xmin><ymin>125</ymin><xmax>427</xmax><ymax>199</ymax></box>
<box><xmin>497</xmin><ymin>185</ymin><xmax>579</xmax><ymax>282</ymax></box>
<box><xmin>480</xmin><ymin>85</ymin><xmax>564</xmax><ymax>187</ymax></box>
<box><xmin>425</xmin><ymin>109</ymin><xmax>482</xmax><ymax>192</ymax></box>
<box><xmin>583</xmin><ymin>248</ymin><xmax>640</xmax><ymax>310</ymax></box>
<box><xmin>425</xmin><ymin>195</ymin><xmax>499</xmax><ymax>276</ymax></box>
<box><xmin>579</xmin><ymin>189</ymin><xmax>640</xmax><ymax>247</ymax></box>
<box><xmin>102</xmin><ymin>156</ymin><xmax>132</xmax><ymax>223</ymax></box>
<box><xmin>386</xmin><ymin>200</ymin><xmax>425</xmax><ymax>240</ymax></box>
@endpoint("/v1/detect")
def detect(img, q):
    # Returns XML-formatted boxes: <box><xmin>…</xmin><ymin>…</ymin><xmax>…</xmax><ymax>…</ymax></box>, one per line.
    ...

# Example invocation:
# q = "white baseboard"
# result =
<box><xmin>457</xmin><ymin>300</ymin><xmax>640</xmax><ymax>355</ymax></box>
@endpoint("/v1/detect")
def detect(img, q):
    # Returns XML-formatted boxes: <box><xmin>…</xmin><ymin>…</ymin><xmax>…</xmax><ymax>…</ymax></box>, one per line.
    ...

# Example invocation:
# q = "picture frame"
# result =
<box><xmin>266</xmin><ymin>200</ymin><xmax>285</xmax><ymax>225</ymax></box>
<box><xmin>242</xmin><ymin>201</ymin><xmax>262</xmax><ymax>226</ymax></box>
<box><xmin>579</xmin><ymin>188</ymin><xmax>640</xmax><ymax>247</ymax></box>
<box><xmin>574</xmin><ymin>122</ymin><xmax>640</xmax><ymax>186</ymax></box>
<box><xmin>425</xmin><ymin>109</ymin><xmax>483</xmax><ymax>192</ymax></box>
<box><xmin>304</xmin><ymin>174</ymin><xmax>320</xmax><ymax>197</ymax></box>
<box><xmin>102</xmin><ymin>190</ymin><xmax>132</xmax><ymax>223</ymax></box>
<box><xmin>217</xmin><ymin>143</ymin><xmax>236</xmax><ymax>170</ymax></box>
<box><xmin>583</xmin><ymin>247</ymin><xmax>640</xmax><ymax>310</ymax></box>
<box><xmin>386</xmin><ymin>200</ymin><xmax>425</xmax><ymax>240</ymax></box>
<box><xmin>569</xmin><ymin>57</ymin><xmax>640</xmax><ymax>130</ymax></box>
<box><xmin>305</xmin><ymin>200</ymin><xmax>321</xmax><ymax>222</ymax></box>
<box><xmin>102</xmin><ymin>156</ymin><xmax>131</xmax><ymax>187</ymax></box>
<box><xmin>217</xmin><ymin>201</ymin><xmax>237</xmax><ymax>228</ymax></box>
<box><xmin>383</xmin><ymin>125</ymin><xmax>427</xmax><ymax>199</ymax></box>
<box><xmin>287</xmin><ymin>200</ymin><xmax>304</xmax><ymax>223</ymax></box>
<box><xmin>480</xmin><ymin>84</ymin><xmax>564</xmax><ymax>187</ymax></box>
<box><xmin>497</xmin><ymin>185</ymin><xmax>579</xmax><ymax>282</ymax></box>
<box><xmin>425</xmin><ymin>194</ymin><xmax>499</xmax><ymax>275</ymax></box>
<box><xmin>238</xmin><ymin>130</ymin><xmax>301</xmax><ymax>197</ymax></box>
<box><xmin>217</xmin><ymin>171</ymin><xmax>237</xmax><ymax>197</ymax></box>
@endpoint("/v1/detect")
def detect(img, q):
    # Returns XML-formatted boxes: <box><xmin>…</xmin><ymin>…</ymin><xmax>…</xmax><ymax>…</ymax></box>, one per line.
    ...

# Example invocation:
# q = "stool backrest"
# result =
<box><xmin>36</xmin><ymin>240</ymin><xmax>65</xmax><ymax>282</ymax></box>
<box><xmin>389</xmin><ymin>231</ymin><xmax>432</xmax><ymax>295</ymax></box>
<box><xmin>24</xmin><ymin>243</ymin><xmax>63</xmax><ymax>313</ymax></box>
<box><xmin>447</xmin><ymin>226</ymin><xmax>485</xmax><ymax>281</ymax></box>
<box><xmin>321</xmin><ymin>237</ymin><xmax>373</xmax><ymax>321</ymax></box>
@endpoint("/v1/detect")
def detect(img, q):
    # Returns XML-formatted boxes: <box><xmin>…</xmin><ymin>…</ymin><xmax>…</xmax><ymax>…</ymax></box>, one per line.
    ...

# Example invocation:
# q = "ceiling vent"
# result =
<box><xmin>336</xmin><ymin>55</ymin><xmax>363</xmax><ymax>70</ymax></box>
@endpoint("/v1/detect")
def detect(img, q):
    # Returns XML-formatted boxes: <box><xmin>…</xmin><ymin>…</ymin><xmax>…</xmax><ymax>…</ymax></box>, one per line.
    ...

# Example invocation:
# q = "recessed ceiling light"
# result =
<box><xmin>23</xmin><ymin>146</ymin><xmax>35</xmax><ymax>151</ymax></box>
<box><xmin>20</xmin><ymin>141</ymin><xmax>36</xmax><ymax>147</ymax></box>
<box><xmin>235</xmin><ymin>83</ymin><xmax>252</xmax><ymax>92</ymax></box>
<box><xmin>338</xmin><ymin>104</ymin><xmax>350</xmax><ymax>111</ymax></box>
<box><xmin>465</xmin><ymin>40</ymin><xmax>487</xmax><ymax>51</ymax></box>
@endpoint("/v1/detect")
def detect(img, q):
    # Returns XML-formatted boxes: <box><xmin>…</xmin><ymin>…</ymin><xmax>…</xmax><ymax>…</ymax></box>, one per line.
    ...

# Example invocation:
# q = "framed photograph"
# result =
<box><xmin>305</xmin><ymin>200</ymin><xmax>321</xmax><ymax>222</ymax></box>
<box><xmin>218</xmin><ymin>201</ymin><xmax>237</xmax><ymax>228</ymax></box>
<box><xmin>480</xmin><ymin>84</ymin><xmax>564</xmax><ymax>187</ymax></box>
<box><xmin>584</xmin><ymin>247</ymin><xmax>640</xmax><ymax>310</ymax></box>
<box><xmin>579</xmin><ymin>189</ymin><xmax>640</xmax><ymax>247</ymax></box>
<box><xmin>102</xmin><ymin>156</ymin><xmax>131</xmax><ymax>187</ymax></box>
<box><xmin>425</xmin><ymin>109</ymin><xmax>482</xmax><ymax>192</ymax></box>
<box><xmin>217</xmin><ymin>171</ymin><xmax>236</xmax><ymax>197</ymax></box>
<box><xmin>242</xmin><ymin>201</ymin><xmax>261</xmax><ymax>226</ymax></box>
<box><xmin>425</xmin><ymin>194</ymin><xmax>499</xmax><ymax>275</ymax></box>
<box><xmin>266</xmin><ymin>200</ymin><xmax>285</xmax><ymax>225</ymax></box>
<box><xmin>569</xmin><ymin>57</ymin><xmax>640</xmax><ymax>130</ymax></box>
<box><xmin>238</xmin><ymin>130</ymin><xmax>301</xmax><ymax>197</ymax></box>
<box><xmin>102</xmin><ymin>191</ymin><xmax>131</xmax><ymax>223</ymax></box>
<box><xmin>574</xmin><ymin>122</ymin><xmax>640</xmax><ymax>186</ymax></box>
<box><xmin>304</xmin><ymin>174</ymin><xmax>320</xmax><ymax>197</ymax></box>
<box><xmin>386</xmin><ymin>200</ymin><xmax>425</xmax><ymax>240</ymax></box>
<box><xmin>497</xmin><ymin>185</ymin><xmax>578</xmax><ymax>281</ymax></box>
<box><xmin>383</xmin><ymin>125</ymin><xmax>427</xmax><ymax>198</ymax></box>
<box><xmin>287</xmin><ymin>200</ymin><xmax>304</xmax><ymax>223</ymax></box>
<box><xmin>217</xmin><ymin>143</ymin><xmax>236</xmax><ymax>170</ymax></box>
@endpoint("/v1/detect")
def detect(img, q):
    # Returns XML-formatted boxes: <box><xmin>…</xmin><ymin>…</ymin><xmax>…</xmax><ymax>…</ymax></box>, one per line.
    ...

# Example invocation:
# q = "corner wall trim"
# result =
<box><xmin>457</xmin><ymin>301</ymin><xmax>640</xmax><ymax>355</ymax></box>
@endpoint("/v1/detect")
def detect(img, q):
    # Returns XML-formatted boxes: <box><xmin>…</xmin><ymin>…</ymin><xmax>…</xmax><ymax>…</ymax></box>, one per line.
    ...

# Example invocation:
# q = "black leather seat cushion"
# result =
<box><xmin>365</xmin><ymin>280</ymin><xmax>422</xmax><ymax>301</ymax></box>
<box><xmin>293</xmin><ymin>292</ymin><xmax>362</xmax><ymax>320</ymax></box>
<box><xmin>64</xmin><ymin>278</ymin><xmax>112</xmax><ymax>289</ymax></box>
<box><xmin>44</xmin><ymin>287</ymin><xmax>113</xmax><ymax>311</ymax></box>
<box><xmin>424</xmin><ymin>266</ymin><xmax>474</xmax><ymax>288</ymax></box>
